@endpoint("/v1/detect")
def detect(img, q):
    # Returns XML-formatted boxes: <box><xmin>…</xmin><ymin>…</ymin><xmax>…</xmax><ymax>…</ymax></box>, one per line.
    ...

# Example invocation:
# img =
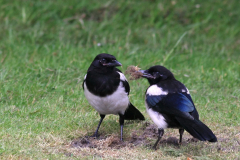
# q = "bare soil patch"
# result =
<box><xmin>71</xmin><ymin>122</ymin><xmax>202</xmax><ymax>149</ymax></box>
<box><xmin>36</xmin><ymin>122</ymin><xmax>239</xmax><ymax>159</ymax></box>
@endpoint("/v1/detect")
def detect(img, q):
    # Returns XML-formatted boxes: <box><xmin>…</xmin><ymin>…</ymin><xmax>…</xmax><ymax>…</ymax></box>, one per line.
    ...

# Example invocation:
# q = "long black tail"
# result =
<box><xmin>176</xmin><ymin>118</ymin><xmax>217</xmax><ymax>142</ymax></box>
<box><xmin>124</xmin><ymin>103</ymin><xmax>145</xmax><ymax>120</ymax></box>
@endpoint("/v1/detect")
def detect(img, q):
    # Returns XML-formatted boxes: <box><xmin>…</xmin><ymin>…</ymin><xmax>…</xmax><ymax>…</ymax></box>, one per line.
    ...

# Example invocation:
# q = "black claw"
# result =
<box><xmin>152</xmin><ymin>145</ymin><xmax>158</xmax><ymax>150</ymax></box>
<box><xmin>152</xmin><ymin>128</ymin><xmax>164</xmax><ymax>150</ymax></box>
<box><xmin>91</xmin><ymin>133</ymin><xmax>99</xmax><ymax>138</ymax></box>
<box><xmin>85</xmin><ymin>134</ymin><xmax>98</xmax><ymax>139</ymax></box>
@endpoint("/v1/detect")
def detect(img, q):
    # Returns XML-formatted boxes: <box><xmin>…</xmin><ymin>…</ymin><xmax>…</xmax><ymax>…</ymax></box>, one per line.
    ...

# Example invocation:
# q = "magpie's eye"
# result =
<box><xmin>101</xmin><ymin>58</ymin><xmax>106</xmax><ymax>62</ymax></box>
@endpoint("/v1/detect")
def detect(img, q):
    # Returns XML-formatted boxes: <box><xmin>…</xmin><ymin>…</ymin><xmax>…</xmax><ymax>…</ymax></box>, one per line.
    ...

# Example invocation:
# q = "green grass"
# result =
<box><xmin>0</xmin><ymin>0</ymin><xmax>240</xmax><ymax>159</ymax></box>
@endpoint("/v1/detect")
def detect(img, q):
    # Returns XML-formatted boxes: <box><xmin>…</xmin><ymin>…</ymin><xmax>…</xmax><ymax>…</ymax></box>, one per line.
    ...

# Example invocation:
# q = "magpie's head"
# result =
<box><xmin>91</xmin><ymin>53</ymin><xmax>122</xmax><ymax>69</ymax></box>
<box><xmin>139</xmin><ymin>65</ymin><xmax>175</xmax><ymax>85</ymax></box>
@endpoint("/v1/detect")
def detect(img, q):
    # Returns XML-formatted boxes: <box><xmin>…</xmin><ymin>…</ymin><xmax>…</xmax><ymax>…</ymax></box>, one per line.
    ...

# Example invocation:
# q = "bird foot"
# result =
<box><xmin>91</xmin><ymin>134</ymin><xmax>99</xmax><ymax>138</ymax></box>
<box><xmin>152</xmin><ymin>146</ymin><xmax>157</xmax><ymax>150</ymax></box>
<box><xmin>85</xmin><ymin>133</ymin><xmax>99</xmax><ymax>139</ymax></box>
<box><xmin>152</xmin><ymin>144</ymin><xmax>158</xmax><ymax>150</ymax></box>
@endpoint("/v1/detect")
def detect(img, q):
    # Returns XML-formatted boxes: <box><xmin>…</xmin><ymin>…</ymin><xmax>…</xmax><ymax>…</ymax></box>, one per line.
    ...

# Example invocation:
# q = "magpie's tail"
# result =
<box><xmin>176</xmin><ymin>118</ymin><xmax>217</xmax><ymax>142</ymax></box>
<box><xmin>124</xmin><ymin>103</ymin><xmax>145</xmax><ymax>120</ymax></box>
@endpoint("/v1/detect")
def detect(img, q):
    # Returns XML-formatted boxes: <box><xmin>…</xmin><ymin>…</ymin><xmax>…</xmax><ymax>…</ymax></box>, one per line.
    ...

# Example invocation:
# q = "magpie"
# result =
<box><xmin>138</xmin><ymin>65</ymin><xmax>217</xmax><ymax>149</ymax></box>
<box><xmin>82</xmin><ymin>53</ymin><xmax>145</xmax><ymax>141</ymax></box>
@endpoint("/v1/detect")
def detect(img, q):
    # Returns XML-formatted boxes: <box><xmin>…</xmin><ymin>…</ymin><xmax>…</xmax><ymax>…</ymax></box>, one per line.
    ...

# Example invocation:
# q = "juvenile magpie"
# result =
<box><xmin>83</xmin><ymin>53</ymin><xmax>145</xmax><ymax>141</ymax></box>
<box><xmin>137</xmin><ymin>65</ymin><xmax>217</xmax><ymax>149</ymax></box>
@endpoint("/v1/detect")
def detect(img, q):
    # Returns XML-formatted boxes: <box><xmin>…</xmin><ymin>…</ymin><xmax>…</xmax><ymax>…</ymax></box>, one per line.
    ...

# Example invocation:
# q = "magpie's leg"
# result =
<box><xmin>119</xmin><ymin>114</ymin><xmax>125</xmax><ymax>141</ymax></box>
<box><xmin>152</xmin><ymin>128</ymin><xmax>164</xmax><ymax>150</ymax></box>
<box><xmin>179</xmin><ymin>128</ymin><xmax>184</xmax><ymax>144</ymax></box>
<box><xmin>92</xmin><ymin>114</ymin><xmax>105</xmax><ymax>138</ymax></box>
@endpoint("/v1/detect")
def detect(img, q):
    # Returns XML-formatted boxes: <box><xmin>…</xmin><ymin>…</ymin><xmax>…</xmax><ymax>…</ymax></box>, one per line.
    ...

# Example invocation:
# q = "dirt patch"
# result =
<box><xmin>35</xmin><ymin>123</ymin><xmax>240</xmax><ymax>159</ymax></box>
<box><xmin>71</xmin><ymin>122</ymin><xmax>201</xmax><ymax>150</ymax></box>
<box><xmin>71</xmin><ymin>134</ymin><xmax>128</xmax><ymax>149</ymax></box>
<box><xmin>71</xmin><ymin>122</ymin><xmax>240</xmax><ymax>153</ymax></box>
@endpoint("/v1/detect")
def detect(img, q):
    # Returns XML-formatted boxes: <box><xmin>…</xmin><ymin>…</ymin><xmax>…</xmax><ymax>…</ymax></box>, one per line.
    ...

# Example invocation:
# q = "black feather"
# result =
<box><xmin>124</xmin><ymin>103</ymin><xmax>145</xmax><ymax>120</ymax></box>
<box><xmin>142</xmin><ymin>65</ymin><xmax>217</xmax><ymax>145</ymax></box>
<box><xmin>83</xmin><ymin>53</ymin><xmax>145</xmax><ymax>141</ymax></box>
<box><xmin>85</xmin><ymin>70</ymin><xmax>120</xmax><ymax>97</ymax></box>
<box><xmin>176</xmin><ymin>117</ymin><xmax>217</xmax><ymax>142</ymax></box>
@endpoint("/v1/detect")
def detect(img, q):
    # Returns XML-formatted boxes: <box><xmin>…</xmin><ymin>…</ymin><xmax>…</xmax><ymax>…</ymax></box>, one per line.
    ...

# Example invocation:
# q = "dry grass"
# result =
<box><xmin>33</xmin><ymin>122</ymin><xmax>240</xmax><ymax>159</ymax></box>
<box><xmin>125</xmin><ymin>66</ymin><xmax>143</xmax><ymax>80</ymax></box>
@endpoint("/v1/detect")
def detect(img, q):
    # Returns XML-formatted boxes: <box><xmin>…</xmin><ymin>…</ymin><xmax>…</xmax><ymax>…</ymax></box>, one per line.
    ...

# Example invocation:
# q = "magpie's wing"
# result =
<box><xmin>121</xmin><ymin>80</ymin><xmax>130</xmax><ymax>95</ymax></box>
<box><xmin>146</xmin><ymin>92</ymin><xmax>217</xmax><ymax>141</ymax></box>
<box><xmin>115</xmin><ymin>68</ymin><xmax>130</xmax><ymax>95</ymax></box>
<box><xmin>183</xmin><ymin>92</ymin><xmax>199</xmax><ymax>120</ymax></box>
<box><xmin>146</xmin><ymin>92</ymin><xmax>196</xmax><ymax>120</ymax></box>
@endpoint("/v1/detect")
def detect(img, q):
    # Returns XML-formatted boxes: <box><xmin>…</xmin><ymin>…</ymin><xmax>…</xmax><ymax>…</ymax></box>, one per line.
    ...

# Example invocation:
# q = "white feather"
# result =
<box><xmin>83</xmin><ymin>75</ymin><xmax>129</xmax><ymax>115</ymax></box>
<box><xmin>146</xmin><ymin>102</ymin><xmax>168</xmax><ymax>129</ymax></box>
<box><xmin>181</xmin><ymin>88</ymin><xmax>190</xmax><ymax>94</ymax></box>
<box><xmin>117</xmin><ymin>71</ymin><xmax>127</xmax><ymax>81</ymax></box>
<box><xmin>146</xmin><ymin>85</ymin><xmax>168</xmax><ymax>96</ymax></box>
<box><xmin>186</xmin><ymin>88</ymin><xmax>190</xmax><ymax>94</ymax></box>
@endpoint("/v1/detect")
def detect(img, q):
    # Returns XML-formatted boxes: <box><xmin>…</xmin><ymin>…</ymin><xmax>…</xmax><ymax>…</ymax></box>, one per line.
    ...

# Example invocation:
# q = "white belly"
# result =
<box><xmin>146</xmin><ymin>102</ymin><xmax>168</xmax><ymax>129</ymax></box>
<box><xmin>84</xmin><ymin>82</ymin><xmax>129</xmax><ymax>115</ymax></box>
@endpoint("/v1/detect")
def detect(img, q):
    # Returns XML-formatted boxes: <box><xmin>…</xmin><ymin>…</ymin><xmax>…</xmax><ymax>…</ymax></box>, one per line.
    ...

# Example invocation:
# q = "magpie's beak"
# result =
<box><xmin>139</xmin><ymin>70</ymin><xmax>155</xmax><ymax>79</ymax></box>
<box><xmin>104</xmin><ymin>60</ymin><xmax>122</xmax><ymax>67</ymax></box>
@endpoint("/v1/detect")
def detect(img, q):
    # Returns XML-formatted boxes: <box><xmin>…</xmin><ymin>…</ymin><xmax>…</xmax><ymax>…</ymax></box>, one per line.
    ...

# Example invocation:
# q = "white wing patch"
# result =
<box><xmin>146</xmin><ymin>85</ymin><xmax>168</xmax><ymax>96</ymax></box>
<box><xmin>117</xmin><ymin>71</ymin><xmax>127</xmax><ymax>81</ymax></box>
<box><xmin>186</xmin><ymin>88</ymin><xmax>190</xmax><ymax>94</ymax></box>
<box><xmin>182</xmin><ymin>88</ymin><xmax>190</xmax><ymax>94</ymax></box>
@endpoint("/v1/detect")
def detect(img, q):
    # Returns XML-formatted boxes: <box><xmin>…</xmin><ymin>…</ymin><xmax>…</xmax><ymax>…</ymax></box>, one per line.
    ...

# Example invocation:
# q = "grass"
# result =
<box><xmin>0</xmin><ymin>0</ymin><xmax>240</xmax><ymax>159</ymax></box>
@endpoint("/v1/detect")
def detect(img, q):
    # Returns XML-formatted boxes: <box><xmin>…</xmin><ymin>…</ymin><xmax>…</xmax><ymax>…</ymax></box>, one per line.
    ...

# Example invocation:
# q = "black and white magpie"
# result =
<box><xmin>82</xmin><ymin>53</ymin><xmax>145</xmax><ymax>141</ymax></box>
<box><xmin>138</xmin><ymin>65</ymin><xmax>217</xmax><ymax>149</ymax></box>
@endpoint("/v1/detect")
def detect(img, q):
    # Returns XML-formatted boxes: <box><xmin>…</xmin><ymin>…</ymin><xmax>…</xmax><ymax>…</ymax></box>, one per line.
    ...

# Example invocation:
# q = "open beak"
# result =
<box><xmin>139</xmin><ymin>70</ymin><xmax>155</xmax><ymax>79</ymax></box>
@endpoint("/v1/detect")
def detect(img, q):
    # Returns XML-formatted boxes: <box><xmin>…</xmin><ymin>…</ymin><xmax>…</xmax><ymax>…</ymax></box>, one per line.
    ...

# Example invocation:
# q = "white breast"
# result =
<box><xmin>83</xmin><ymin>79</ymin><xmax>129</xmax><ymax>115</ymax></box>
